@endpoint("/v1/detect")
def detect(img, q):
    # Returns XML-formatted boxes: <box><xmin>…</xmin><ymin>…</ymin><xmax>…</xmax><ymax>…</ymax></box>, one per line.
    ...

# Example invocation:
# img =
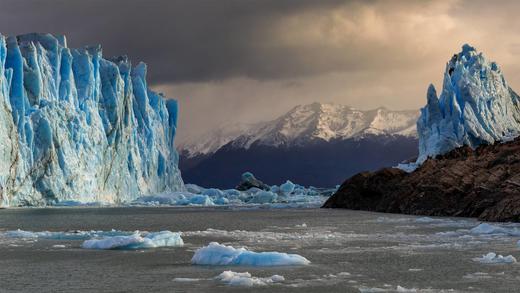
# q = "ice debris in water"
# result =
<box><xmin>358</xmin><ymin>286</ymin><xmax>417</xmax><ymax>292</ymax></box>
<box><xmin>81</xmin><ymin>231</ymin><xmax>183</xmax><ymax>250</ymax></box>
<box><xmin>470</xmin><ymin>223</ymin><xmax>520</xmax><ymax>236</ymax></box>
<box><xmin>191</xmin><ymin>242</ymin><xmax>310</xmax><ymax>266</ymax></box>
<box><xmin>3</xmin><ymin>229</ymin><xmax>183</xmax><ymax>250</ymax></box>
<box><xmin>133</xmin><ymin>172</ymin><xmax>334</xmax><ymax>207</ymax></box>
<box><xmin>473</xmin><ymin>252</ymin><xmax>517</xmax><ymax>264</ymax></box>
<box><xmin>4</xmin><ymin>229</ymin><xmax>131</xmax><ymax>240</ymax></box>
<box><xmin>216</xmin><ymin>271</ymin><xmax>285</xmax><ymax>287</ymax></box>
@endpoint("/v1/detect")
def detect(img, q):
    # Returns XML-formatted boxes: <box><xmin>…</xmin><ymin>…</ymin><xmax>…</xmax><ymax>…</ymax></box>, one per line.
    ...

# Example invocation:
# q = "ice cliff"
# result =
<box><xmin>0</xmin><ymin>33</ymin><xmax>183</xmax><ymax>206</ymax></box>
<box><xmin>417</xmin><ymin>44</ymin><xmax>520</xmax><ymax>162</ymax></box>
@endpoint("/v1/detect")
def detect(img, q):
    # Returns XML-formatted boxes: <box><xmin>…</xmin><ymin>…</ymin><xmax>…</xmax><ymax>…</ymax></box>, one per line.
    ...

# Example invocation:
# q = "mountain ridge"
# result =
<box><xmin>180</xmin><ymin>102</ymin><xmax>419</xmax><ymax>158</ymax></box>
<box><xmin>180</xmin><ymin>102</ymin><xmax>419</xmax><ymax>188</ymax></box>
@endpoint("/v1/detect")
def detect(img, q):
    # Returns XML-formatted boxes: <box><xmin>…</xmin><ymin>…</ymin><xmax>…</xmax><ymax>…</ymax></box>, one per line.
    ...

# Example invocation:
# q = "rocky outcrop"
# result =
<box><xmin>323</xmin><ymin>138</ymin><xmax>520</xmax><ymax>222</ymax></box>
<box><xmin>235</xmin><ymin>172</ymin><xmax>270</xmax><ymax>191</ymax></box>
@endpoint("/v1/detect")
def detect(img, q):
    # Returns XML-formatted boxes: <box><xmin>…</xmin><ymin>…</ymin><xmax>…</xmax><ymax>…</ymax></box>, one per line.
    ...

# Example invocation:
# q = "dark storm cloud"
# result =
<box><xmin>4</xmin><ymin>0</ymin><xmax>520</xmax><ymax>143</ymax></box>
<box><xmin>0</xmin><ymin>0</ymin><xmax>350</xmax><ymax>83</ymax></box>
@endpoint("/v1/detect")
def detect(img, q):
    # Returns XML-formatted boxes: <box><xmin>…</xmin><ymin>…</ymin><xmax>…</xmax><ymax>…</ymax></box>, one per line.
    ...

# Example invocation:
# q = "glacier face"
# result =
<box><xmin>0</xmin><ymin>33</ymin><xmax>183</xmax><ymax>206</ymax></box>
<box><xmin>417</xmin><ymin>44</ymin><xmax>520</xmax><ymax>162</ymax></box>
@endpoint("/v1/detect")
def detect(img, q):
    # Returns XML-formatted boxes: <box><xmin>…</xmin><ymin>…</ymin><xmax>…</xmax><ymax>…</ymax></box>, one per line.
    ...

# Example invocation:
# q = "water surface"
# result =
<box><xmin>0</xmin><ymin>207</ymin><xmax>519</xmax><ymax>292</ymax></box>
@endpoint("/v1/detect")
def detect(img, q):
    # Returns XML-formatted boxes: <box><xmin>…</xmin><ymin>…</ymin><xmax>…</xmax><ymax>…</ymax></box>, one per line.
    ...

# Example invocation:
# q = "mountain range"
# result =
<box><xmin>179</xmin><ymin>103</ymin><xmax>419</xmax><ymax>188</ymax></box>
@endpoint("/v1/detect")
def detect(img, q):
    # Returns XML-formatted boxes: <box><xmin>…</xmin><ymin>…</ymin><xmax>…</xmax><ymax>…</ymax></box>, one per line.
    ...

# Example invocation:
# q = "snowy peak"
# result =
<box><xmin>417</xmin><ymin>44</ymin><xmax>520</xmax><ymax>162</ymax></box>
<box><xmin>243</xmin><ymin>103</ymin><xmax>418</xmax><ymax>148</ymax></box>
<box><xmin>181</xmin><ymin>103</ymin><xmax>418</xmax><ymax>157</ymax></box>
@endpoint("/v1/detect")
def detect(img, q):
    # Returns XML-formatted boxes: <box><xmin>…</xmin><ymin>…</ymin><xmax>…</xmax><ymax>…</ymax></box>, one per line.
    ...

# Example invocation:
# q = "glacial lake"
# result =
<box><xmin>1</xmin><ymin>207</ymin><xmax>520</xmax><ymax>292</ymax></box>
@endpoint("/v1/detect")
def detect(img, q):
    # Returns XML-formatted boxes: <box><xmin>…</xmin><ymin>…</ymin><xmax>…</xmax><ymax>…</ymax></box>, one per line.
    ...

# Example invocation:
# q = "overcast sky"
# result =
<box><xmin>2</xmin><ymin>0</ymin><xmax>520</xmax><ymax>143</ymax></box>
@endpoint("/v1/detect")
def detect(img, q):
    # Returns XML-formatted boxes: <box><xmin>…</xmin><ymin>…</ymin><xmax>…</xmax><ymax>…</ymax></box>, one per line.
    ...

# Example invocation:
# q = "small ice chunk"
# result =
<box><xmin>358</xmin><ymin>287</ymin><xmax>387</xmax><ymax>293</ymax></box>
<box><xmin>81</xmin><ymin>231</ymin><xmax>183</xmax><ymax>250</ymax></box>
<box><xmin>191</xmin><ymin>242</ymin><xmax>310</xmax><ymax>266</ymax></box>
<box><xmin>279</xmin><ymin>180</ymin><xmax>295</xmax><ymax>194</ymax></box>
<box><xmin>248</xmin><ymin>191</ymin><xmax>278</xmax><ymax>204</ymax></box>
<box><xmin>473</xmin><ymin>252</ymin><xmax>517</xmax><ymax>264</ymax></box>
<box><xmin>216</xmin><ymin>270</ymin><xmax>284</xmax><ymax>286</ymax></box>
<box><xmin>415</xmin><ymin>217</ymin><xmax>436</xmax><ymax>223</ymax></box>
<box><xmin>408</xmin><ymin>268</ymin><xmax>423</xmax><ymax>272</ymax></box>
<box><xmin>396</xmin><ymin>286</ymin><xmax>417</xmax><ymax>292</ymax></box>
<box><xmin>173</xmin><ymin>278</ymin><xmax>202</xmax><ymax>282</ymax></box>
<box><xmin>470</xmin><ymin>223</ymin><xmax>507</xmax><ymax>235</ymax></box>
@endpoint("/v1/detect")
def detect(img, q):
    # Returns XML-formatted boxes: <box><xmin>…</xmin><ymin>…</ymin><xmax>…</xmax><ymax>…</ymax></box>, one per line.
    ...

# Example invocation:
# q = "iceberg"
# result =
<box><xmin>416</xmin><ymin>44</ymin><xmax>520</xmax><ymax>163</ymax></box>
<box><xmin>473</xmin><ymin>252</ymin><xmax>517</xmax><ymax>264</ymax></box>
<box><xmin>0</xmin><ymin>33</ymin><xmax>183</xmax><ymax>206</ymax></box>
<box><xmin>191</xmin><ymin>242</ymin><xmax>310</xmax><ymax>266</ymax></box>
<box><xmin>81</xmin><ymin>231</ymin><xmax>183</xmax><ymax>250</ymax></box>
<box><xmin>215</xmin><ymin>271</ymin><xmax>285</xmax><ymax>287</ymax></box>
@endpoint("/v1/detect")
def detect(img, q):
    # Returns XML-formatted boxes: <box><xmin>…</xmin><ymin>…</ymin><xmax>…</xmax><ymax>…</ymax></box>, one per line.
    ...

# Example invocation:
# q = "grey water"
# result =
<box><xmin>1</xmin><ymin>207</ymin><xmax>520</xmax><ymax>292</ymax></box>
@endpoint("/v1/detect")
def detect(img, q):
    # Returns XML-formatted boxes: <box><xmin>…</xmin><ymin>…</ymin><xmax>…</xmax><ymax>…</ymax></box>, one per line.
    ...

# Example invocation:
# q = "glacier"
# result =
<box><xmin>0</xmin><ymin>33</ymin><xmax>183</xmax><ymax>206</ymax></box>
<box><xmin>416</xmin><ymin>44</ymin><xmax>520</xmax><ymax>162</ymax></box>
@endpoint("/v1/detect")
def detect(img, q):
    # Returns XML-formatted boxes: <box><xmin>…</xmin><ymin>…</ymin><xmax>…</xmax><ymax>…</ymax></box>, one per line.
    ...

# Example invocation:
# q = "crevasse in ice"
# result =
<box><xmin>0</xmin><ymin>33</ymin><xmax>183</xmax><ymax>206</ymax></box>
<box><xmin>416</xmin><ymin>44</ymin><xmax>520</xmax><ymax>163</ymax></box>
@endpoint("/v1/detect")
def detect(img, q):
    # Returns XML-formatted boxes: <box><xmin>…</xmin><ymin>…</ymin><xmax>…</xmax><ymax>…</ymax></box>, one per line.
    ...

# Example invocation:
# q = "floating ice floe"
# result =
<box><xmin>216</xmin><ymin>271</ymin><xmax>285</xmax><ymax>287</ymax></box>
<box><xmin>3</xmin><ymin>229</ymin><xmax>184</xmax><ymax>250</ymax></box>
<box><xmin>473</xmin><ymin>252</ymin><xmax>517</xmax><ymax>264</ymax></box>
<box><xmin>191</xmin><ymin>242</ymin><xmax>310</xmax><ymax>266</ymax></box>
<box><xmin>173</xmin><ymin>278</ymin><xmax>202</xmax><ymax>282</ymax></box>
<box><xmin>470</xmin><ymin>223</ymin><xmax>520</xmax><ymax>236</ymax></box>
<box><xmin>81</xmin><ymin>231</ymin><xmax>183</xmax><ymax>250</ymax></box>
<box><xmin>3</xmin><ymin>229</ymin><xmax>131</xmax><ymax>240</ymax></box>
<box><xmin>376</xmin><ymin>216</ymin><xmax>474</xmax><ymax>228</ymax></box>
<box><xmin>358</xmin><ymin>286</ymin><xmax>417</xmax><ymax>293</ymax></box>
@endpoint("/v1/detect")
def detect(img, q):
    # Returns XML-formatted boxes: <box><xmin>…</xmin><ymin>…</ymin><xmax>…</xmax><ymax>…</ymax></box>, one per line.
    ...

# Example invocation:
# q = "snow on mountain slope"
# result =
<box><xmin>178</xmin><ymin>122</ymin><xmax>262</xmax><ymax>158</ymax></box>
<box><xmin>0</xmin><ymin>33</ymin><xmax>183</xmax><ymax>206</ymax></box>
<box><xmin>417</xmin><ymin>44</ymin><xmax>520</xmax><ymax>162</ymax></box>
<box><xmin>180</xmin><ymin>103</ymin><xmax>418</xmax><ymax>157</ymax></box>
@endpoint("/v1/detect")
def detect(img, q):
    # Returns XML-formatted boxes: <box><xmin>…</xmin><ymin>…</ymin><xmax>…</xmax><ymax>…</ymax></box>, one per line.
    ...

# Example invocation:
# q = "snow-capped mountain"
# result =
<box><xmin>0</xmin><ymin>33</ymin><xmax>183</xmax><ymax>206</ymax></box>
<box><xmin>180</xmin><ymin>103</ymin><xmax>419</xmax><ymax>188</ymax></box>
<box><xmin>417</xmin><ymin>44</ymin><xmax>520</xmax><ymax>162</ymax></box>
<box><xmin>180</xmin><ymin>103</ymin><xmax>418</xmax><ymax>158</ymax></box>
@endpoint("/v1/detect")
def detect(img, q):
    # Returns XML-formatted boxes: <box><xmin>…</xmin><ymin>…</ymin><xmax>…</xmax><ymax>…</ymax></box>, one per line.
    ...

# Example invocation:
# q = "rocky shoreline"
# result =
<box><xmin>322</xmin><ymin>138</ymin><xmax>520</xmax><ymax>222</ymax></box>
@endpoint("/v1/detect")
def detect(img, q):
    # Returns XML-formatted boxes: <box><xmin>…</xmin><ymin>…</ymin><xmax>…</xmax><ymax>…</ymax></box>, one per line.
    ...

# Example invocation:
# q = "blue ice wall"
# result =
<box><xmin>0</xmin><ymin>33</ymin><xmax>184</xmax><ymax>206</ymax></box>
<box><xmin>417</xmin><ymin>44</ymin><xmax>520</xmax><ymax>162</ymax></box>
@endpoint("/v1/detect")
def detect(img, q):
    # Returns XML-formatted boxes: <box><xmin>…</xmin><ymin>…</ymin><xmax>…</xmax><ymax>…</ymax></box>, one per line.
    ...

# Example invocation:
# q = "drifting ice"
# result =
<box><xmin>473</xmin><ymin>252</ymin><xmax>517</xmax><ymax>264</ymax></box>
<box><xmin>81</xmin><ymin>231</ymin><xmax>184</xmax><ymax>250</ymax></box>
<box><xmin>133</xmin><ymin>172</ymin><xmax>334</xmax><ymax>207</ymax></box>
<box><xmin>216</xmin><ymin>271</ymin><xmax>285</xmax><ymax>287</ymax></box>
<box><xmin>191</xmin><ymin>242</ymin><xmax>310</xmax><ymax>266</ymax></box>
<box><xmin>4</xmin><ymin>229</ymin><xmax>131</xmax><ymax>240</ymax></box>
